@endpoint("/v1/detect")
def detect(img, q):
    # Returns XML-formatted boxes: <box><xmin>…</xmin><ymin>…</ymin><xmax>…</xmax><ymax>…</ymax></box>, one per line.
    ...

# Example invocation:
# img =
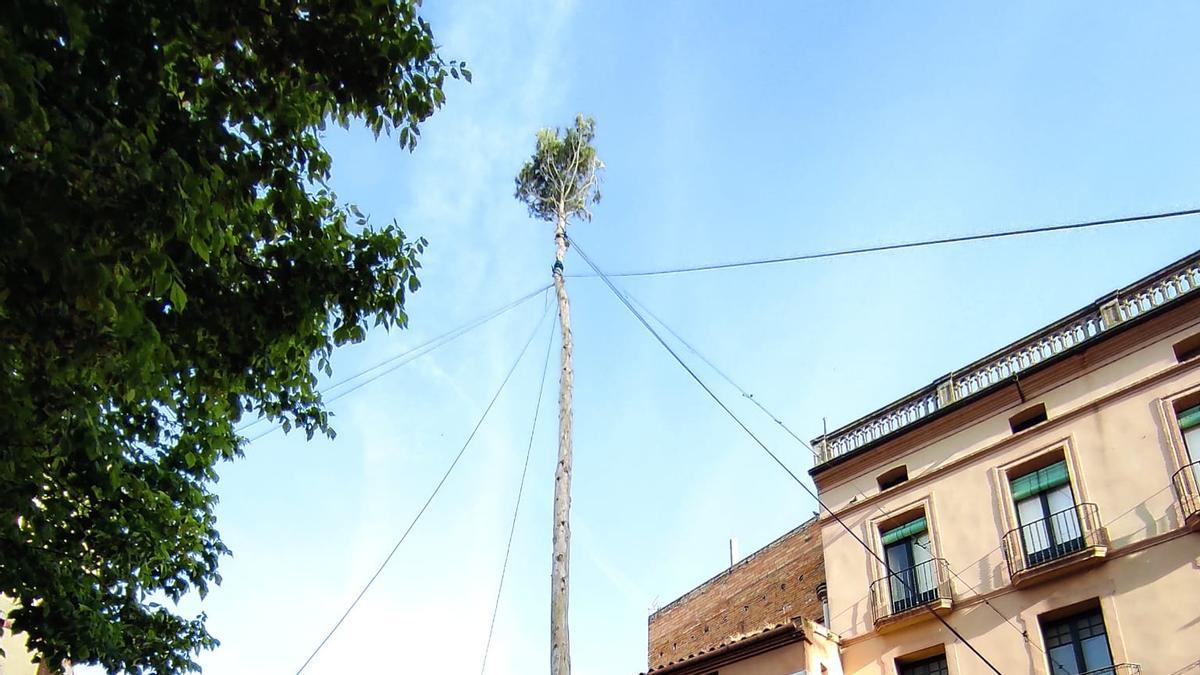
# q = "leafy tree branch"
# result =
<box><xmin>0</xmin><ymin>1</ymin><xmax>466</xmax><ymax>672</ymax></box>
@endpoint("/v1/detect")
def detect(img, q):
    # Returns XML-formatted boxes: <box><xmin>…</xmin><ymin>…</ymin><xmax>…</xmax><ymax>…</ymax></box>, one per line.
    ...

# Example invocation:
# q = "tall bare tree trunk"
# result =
<box><xmin>550</xmin><ymin>212</ymin><xmax>573</xmax><ymax>675</ymax></box>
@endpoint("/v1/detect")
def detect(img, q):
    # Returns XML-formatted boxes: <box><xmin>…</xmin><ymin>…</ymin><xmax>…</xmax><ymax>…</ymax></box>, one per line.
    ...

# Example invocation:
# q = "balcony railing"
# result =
<box><xmin>869</xmin><ymin>558</ymin><xmax>953</xmax><ymax>625</ymax></box>
<box><xmin>1078</xmin><ymin>664</ymin><xmax>1140</xmax><ymax>675</ymax></box>
<box><xmin>1002</xmin><ymin>503</ymin><xmax>1107</xmax><ymax>579</ymax></box>
<box><xmin>1172</xmin><ymin>460</ymin><xmax>1200</xmax><ymax>525</ymax></box>
<box><xmin>813</xmin><ymin>252</ymin><xmax>1200</xmax><ymax>465</ymax></box>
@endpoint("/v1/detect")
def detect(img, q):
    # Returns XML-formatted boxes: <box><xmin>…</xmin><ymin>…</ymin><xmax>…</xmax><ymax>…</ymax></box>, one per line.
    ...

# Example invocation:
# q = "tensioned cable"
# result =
<box><xmin>625</xmin><ymin>294</ymin><xmax>820</xmax><ymax>462</ymax></box>
<box><xmin>568</xmin><ymin>237</ymin><xmax>1004</xmax><ymax>675</ymax></box>
<box><xmin>318</xmin><ymin>284</ymin><xmax>553</xmax><ymax>396</ymax></box>
<box><xmin>626</xmin><ymin>288</ymin><xmax>1061</xmax><ymax>670</ymax></box>
<box><xmin>576</xmin><ymin>207</ymin><xmax>1200</xmax><ymax>278</ymax></box>
<box><xmin>239</xmin><ymin>284</ymin><xmax>552</xmax><ymax>441</ymax></box>
<box><xmin>479</xmin><ymin>313</ymin><xmax>557</xmax><ymax>674</ymax></box>
<box><xmin>633</xmin><ymin>293</ymin><xmax>1075</xmax><ymax>667</ymax></box>
<box><xmin>623</xmin><ymin>276</ymin><xmax>1076</xmax><ymax>674</ymax></box>
<box><xmin>294</xmin><ymin>300</ymin><xmax>552</xmax><ymax>674</ymax></box>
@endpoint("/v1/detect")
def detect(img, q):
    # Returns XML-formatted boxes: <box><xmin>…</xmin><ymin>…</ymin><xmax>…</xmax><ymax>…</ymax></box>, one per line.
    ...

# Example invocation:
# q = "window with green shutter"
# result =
<box><xmin>1179</xmin><ymin>404</ymin><xmax>1200</xmax><ymax>430</ymax></box>
<box><xmin>1009</xmin><ymin>459</ymin><xmax>1083</xmax><ymax>566</ymax></box>
<box><xmin>1179</xmin><ymin>404</ymin><xmax>1200</xmax><ymax>465</ymax></box>
<box><xmin>1010</xmin><ymin>461</ymin><xmax>1071</xmax><ymax>501</ymax></box>
<box><xmin>881</xmin><ymin>516</ymin><xmax>928</xmax><ymax>546</ymax></box>
<box><xmin>880</xmin><ymin>515</ymin><xmax>936</xmax><ymax>613</ymax></box>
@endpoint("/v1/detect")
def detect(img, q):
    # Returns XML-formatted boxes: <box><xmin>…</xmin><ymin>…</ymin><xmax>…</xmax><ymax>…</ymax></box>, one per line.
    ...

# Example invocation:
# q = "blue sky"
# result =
<box><xmin>83</xmin><ymin>2</ymin><xmax>1200</xmax><ymax>674</ymax></box>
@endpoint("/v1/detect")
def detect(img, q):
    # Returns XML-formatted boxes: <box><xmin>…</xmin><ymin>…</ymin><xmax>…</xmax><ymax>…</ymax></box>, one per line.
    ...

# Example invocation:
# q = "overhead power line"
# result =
<box><xmin>599</xmin><ymin>203</ymin><xmax>1180</xmax><ymax>672</ymax></box>
<box><xmin>294</xmin><ymin>301</ymin><xmax>553</xmax><ymax>674</ymax></box>
<box><xmin>480</xmin><ymin>314</ymin><xmax>558</xmax><ymax>674</ymax></box>
<box><xmin>577</xmin><ymin>207</ymin><xmax>1200</xmax><ymax>278</ymax></box>
<box><xmin>567</xmin><ymin>237</ymin><xmax>1004</xmax><ymax>675</ymax></box>
<box><xmin>318</xmin><ymin>284</ymin><xmax>553</xmax><ymax>397</ymax></box>
<box><xmin>625</xmin><ymin>294</ymin><xmax>821</xmax><ymax>462</ymax></box>
<box><xmin>631</xmin><ymin>293</ymin><xmax>1076</xmax><ymax>673</ymax></box>
<box><xmin>625</xmin><ymin>288</ymin><xmax>1068</xmax><ymax>669</ymax></box>
<box><xmin>238</xmin><ymin>283</ymin><xmax>552</xmax><ymax>442</ymax></box>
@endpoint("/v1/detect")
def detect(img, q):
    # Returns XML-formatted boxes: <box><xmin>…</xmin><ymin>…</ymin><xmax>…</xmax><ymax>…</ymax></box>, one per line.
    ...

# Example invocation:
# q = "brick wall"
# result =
<box><xmin>647</xmin><ymin>518</ymin><xmax>825</xmax><ymax>670</ymax></box>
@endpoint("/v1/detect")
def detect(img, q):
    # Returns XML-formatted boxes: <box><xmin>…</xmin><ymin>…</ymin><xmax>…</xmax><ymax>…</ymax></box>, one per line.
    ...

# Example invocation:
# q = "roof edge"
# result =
<box><xmin>641</xmin><ymin>620</ymin><xmax>805</xmax><ymax>675</ymax></box>
<box><xmin>809</xmin><ymin>248</ymin><xmax>1200</xmax><ymax>474</ymax></box>
<box><xmin>649</xmin><ymin>515</ymin><xmax>817</xmax><ymax>620</ymax></box>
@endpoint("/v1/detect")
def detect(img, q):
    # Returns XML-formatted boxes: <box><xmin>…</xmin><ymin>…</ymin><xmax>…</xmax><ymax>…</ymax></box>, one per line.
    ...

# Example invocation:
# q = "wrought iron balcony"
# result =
<box><xmin>1002</xmin><ymin>502</ymin><xmax>1108</xmax><ymax>586</ymax></box>
<box><xmin>812</xmin><ymin>252</ymin><xmax>1200</xmax><ymax>466</ymax></box>
<box><xmin>869</xmin><ymin>558</ymin><xmax>953</xmax><ymax>628</ymax></box>
<box><xmin>1078</xmin><ymin>664</ymin><xmax>1140</xmax><ymax>675</ymax></box>
<box><xmin>1172</xmin><ymin>461</ymin><xmax>1200</xmax><ymax>529</ymax></box>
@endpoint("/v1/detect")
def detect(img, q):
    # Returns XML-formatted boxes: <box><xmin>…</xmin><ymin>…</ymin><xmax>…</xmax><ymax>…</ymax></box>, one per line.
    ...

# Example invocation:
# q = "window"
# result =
<box><xmin>1174</xmin><ymin>333</ymin><xmax>1200</xmax><ymax>362</ymax></box>
<box><xmin>1010</xmin><ymin>460</ymin><xmax>1083</xmax><ymax>566</ymax></box>
<box><xmin>1177</xmin><ymin>403</ymin><xmax>1200</xmax><ymax>509</ymax></box>
<box><xmin>1179</xmin><ymin>403</ymin><xmax>1200</xmax><ymax>463</ymax></box>
<box><xmin>1041</xmin><ymin>607</ymin><xmax>1114</xmax><ymax>675</ymax></box>
<box><xmin>881</xmin><ymin>516</ymin><xmax>936</xmax><ymax>613</ymax></box>
<box><xmin>899</xmin><ymin>654</ymin><xmax>949</xmax><ymax>675</ymax></box>
<box><xmin>1009</xmin><ymin>403</ymin><xmax>1048</xmax><ymax>434</ymax></box>
<box><xmin>878</xmin><ymin>465</ymin><xmax>909</xmax><ymax>491</ymax></box>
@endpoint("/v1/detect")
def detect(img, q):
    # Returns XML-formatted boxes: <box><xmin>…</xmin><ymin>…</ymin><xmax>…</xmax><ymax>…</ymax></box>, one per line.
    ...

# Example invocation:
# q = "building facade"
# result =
<box><xmin>809</xmin><ymin>251</ymin><xmax>1200</xmax><ymax>675</ymax></box>
<box><xmin>643</xmin><ymin>518</ymin><xmax>842</xmax><ymax>675</ymax></box>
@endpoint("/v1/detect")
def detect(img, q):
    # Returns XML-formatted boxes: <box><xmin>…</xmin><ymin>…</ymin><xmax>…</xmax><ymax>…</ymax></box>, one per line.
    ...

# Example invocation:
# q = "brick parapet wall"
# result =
<box><xmin>647</xmin><ymin>518</ymin><xmax>825</xmax><ymax>670</ymax></box>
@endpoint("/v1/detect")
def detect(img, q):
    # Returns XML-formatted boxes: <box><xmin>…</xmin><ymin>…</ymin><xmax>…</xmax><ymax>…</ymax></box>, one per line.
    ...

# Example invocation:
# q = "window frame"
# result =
<box><xmin>869</xmin><ymin>495</ymin><xmax>944</xmax><ymax>587</ymax></box>
<box><xmin>1011</xmin><ymin>463</ymin><xmax>1084</xmax><ymax>565</ymax></box>
<box><xmin>878</xmin><ymin>465</ymin><xmax>909</xmax><ymax>491</ymax></box>
<box><xmin>1158</xmin><ymin>386</ymin><xmax>1200</xmax><ymax>525</ymax></box>
<box><xmin>881</xmin><ymin>517</ymin><xmax>937</xmax><ymax>612</ymax></box>
<box><xmin>995</xmin><ymin>441</ymin><xmax>1089</xmax><ymax>542</ymax></box>
<box><xmin>1009</xmin><ymin>402</ymin><xmax>1049</xmax><ymax>434</ymax></box>
<box><xmin>869</xmin><ymin>495</ymin><xmax>946</xmax><ymax>619</ymax></box>
<box><xmin>1172</xmin><ymin>331</ymin><xmax>1200</xmax><ymax>362</ymax></box>
<box><xmin>896</xmin><ymin>650</ymin><xmax>950</xmax><ymax>675</ymax></box>
<box><xmin>1039</xmin><ymin>605</ymin><xmax>1115</xmax><ymax>675</ymax></box>
<box><xmin>1158</xmin><ymin>384</ymin><xmax>1200</xmax><ymax>472</ymax></box>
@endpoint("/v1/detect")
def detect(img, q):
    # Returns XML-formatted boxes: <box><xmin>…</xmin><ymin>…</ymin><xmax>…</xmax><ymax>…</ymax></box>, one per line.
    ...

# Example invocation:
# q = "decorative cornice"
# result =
<box><xmin>812</xmin><ymin>250</ymin><xmax>1200</xmax><ymax>473</ymax></box>
<box><xmin>813</xmin><ymin>296</ymin><xmax>1200</xmax><ymax>493</ymax></box>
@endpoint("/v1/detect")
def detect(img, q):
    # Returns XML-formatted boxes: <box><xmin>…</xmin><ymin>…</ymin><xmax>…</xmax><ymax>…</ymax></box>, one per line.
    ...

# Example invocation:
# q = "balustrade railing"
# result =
<box><xmin>1002</xmin><ymin>502</ymin><xmax>1106</xmax><ymax>578</ymax></box>
<box><xmin>951</xmin><ymin>311</ymin><xmax>1104</xmax><ymax>402</ymax></box>
<box><xmin>868</xmin><ymin>558</ymin><xmax>952</xmax><ymax>624</ymax></box>
<box><xmin>1078</xmin><ymin>664</ymin><xmax>1140</xmax><ymax>675</ymax></box>
<box><xmin>1172</xmin><ymin>460</ymin><xmax>1200</xmax><ymax>522</ymax></box>
<box><xmin>815</xmin><ymin>253</ymin><xmax>1200</xmax><ymax>465</ymax></box>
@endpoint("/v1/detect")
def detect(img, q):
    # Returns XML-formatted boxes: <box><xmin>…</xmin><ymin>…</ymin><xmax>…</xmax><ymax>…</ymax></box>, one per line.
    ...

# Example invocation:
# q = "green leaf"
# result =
<box><xmin>0</xmin><ymin>1</ymin><xmax>447</xmax><ymax>670</ymax></box>
<box><xmin>169</xmin><ymin>282</ymin><xmax>187</xmax><ymax>311</ymax></box>
<box><xmin>190</xmin><ymin>235</ymin><xmax>211</xmax><ymax>263</ymax></box>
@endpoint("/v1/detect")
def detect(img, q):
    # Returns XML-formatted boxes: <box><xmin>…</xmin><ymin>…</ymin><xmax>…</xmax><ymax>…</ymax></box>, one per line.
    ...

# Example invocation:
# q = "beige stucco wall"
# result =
<box><xmin>0</xmin><ymin>596</ymin><xmax>68</xmax><ymax>675</ymax></box>
<box><xmin>817</xmin><ymin>319</ymin><xmax>1200</xmax><ymax>675</ymax></box>
<box><xmin>804</xmin><ymin>623</ymin><xmax>845</xmax><ymax>675</ymax></box>
<box><xmin>834</xmin><ymin>537</ymin><xmax>1200</xmax><ymax>674</ymax></box>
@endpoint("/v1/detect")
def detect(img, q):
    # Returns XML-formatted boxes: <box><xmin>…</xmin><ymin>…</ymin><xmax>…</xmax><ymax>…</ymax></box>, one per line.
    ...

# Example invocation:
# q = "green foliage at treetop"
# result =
<box><xmin>515</xmin><ymin>115</ymin><xmax>604</xmax><ymax>224</ymax></box>
<box><xmin>0</xmin><ymin>1</ymin><xmax>467</xmax><ymax>672</ymax></box>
